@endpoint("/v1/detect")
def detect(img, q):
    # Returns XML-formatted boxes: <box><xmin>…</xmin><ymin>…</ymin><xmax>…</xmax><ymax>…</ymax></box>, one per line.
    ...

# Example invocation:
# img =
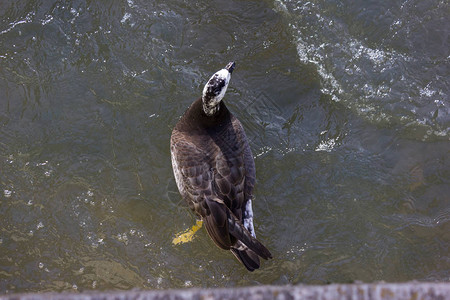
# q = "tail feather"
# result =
<box><xmin>203</xmin><ymin>197</ymin><xmax>272</xmax><ymax>271</ymax></box>
<box><xmin>231</xmin><ymin>243</ymin><xmax>260</xmax><ymax>272</ymax></box>
<box><xmin>227</xmin><ymin>209</ymin><xmax>272</xmax><ymax>260</ymax></box>
<box><xmin>203</xmin><ymin>213</ymin><xmax>230</xmax><ymax>250</ymax></box>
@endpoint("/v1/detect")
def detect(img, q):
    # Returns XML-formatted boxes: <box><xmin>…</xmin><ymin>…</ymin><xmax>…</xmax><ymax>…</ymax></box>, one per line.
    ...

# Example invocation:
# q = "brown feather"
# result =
<box><xmin>171</xmin><ymin>93</ymin><xmax>272</xmax><ymax>271</ymax></box>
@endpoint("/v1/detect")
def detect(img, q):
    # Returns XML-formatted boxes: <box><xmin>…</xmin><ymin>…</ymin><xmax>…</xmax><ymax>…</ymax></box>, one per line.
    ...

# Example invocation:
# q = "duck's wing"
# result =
<box><xmin>170</xmin><ymin>136</ymin><xmax>235</xmax><ymax>250</ymax></box>
<box><xmin>205</xmin><ymin>120</ymin><xmax>265</xmax><ymax>254</ymax></box>
<box><xmin>231</xmin><ymin>117</ymin><xmax>256</xmax><ymax>200</ymax></box>
<box><xmin>170</xmin><ymin>134</ymin><xmax>213</xmax><ymax>214</ymax></box>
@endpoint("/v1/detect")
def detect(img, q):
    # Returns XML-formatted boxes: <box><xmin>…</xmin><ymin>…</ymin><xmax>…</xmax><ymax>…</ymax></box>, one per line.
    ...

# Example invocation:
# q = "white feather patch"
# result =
<box><xmin>202</xmin><ymin>68</ymin><xmax>231</xmax><ymax>115</ymax></box>
<box><xmin>243</xmin><ymin>199</ymin><xmax>256</xmax><ymax>238</ymax></box>
<box><xmin>171</xmin><ymin>147</ymin><xmax>185</xmax><ymax>195</ymax></box>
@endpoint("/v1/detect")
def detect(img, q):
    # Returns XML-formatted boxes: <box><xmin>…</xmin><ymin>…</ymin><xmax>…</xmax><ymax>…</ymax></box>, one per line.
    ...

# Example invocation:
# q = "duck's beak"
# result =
<box><xmin>225</xmin><ymin>61</ymin><xmax>236</xmax><ymax>74</ymax></box>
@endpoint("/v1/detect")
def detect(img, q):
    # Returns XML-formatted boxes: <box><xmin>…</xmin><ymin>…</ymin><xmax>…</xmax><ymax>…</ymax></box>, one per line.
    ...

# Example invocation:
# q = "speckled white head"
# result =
<box><xmin>202</xmin><ymin>62</ymin><xmax>235</xmax><ymax>116</ymax></box>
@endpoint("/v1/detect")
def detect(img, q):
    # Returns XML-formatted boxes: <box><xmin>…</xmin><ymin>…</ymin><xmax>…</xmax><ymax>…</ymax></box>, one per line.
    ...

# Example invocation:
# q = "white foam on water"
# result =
<box><xmin>127</xmin><ymin>0</ymin><xmax>137</xmax><ymax>9</ymax></box>
<box><xmin>281</xmin><ymin>0</ymin><xmax>449</xmax><ymax>139</ymax></box>
<box><xmin>4</xmin><ymin>189</ymin><xmax>12</xmax><ymax>198</ymax></box>
<box><xmin>315</xmin><ymin>138</ymin><xmax>336</xmax><ymax>152</ymax></box>
<box><xmin>121</xmin><ymin>12</ymin><xmax>132</xmax><ymax>24</ymax></box>
<box><xmin>0</xmin><ymin>11</ymin><xmax>35</xmax><ymax>35</ymax></box>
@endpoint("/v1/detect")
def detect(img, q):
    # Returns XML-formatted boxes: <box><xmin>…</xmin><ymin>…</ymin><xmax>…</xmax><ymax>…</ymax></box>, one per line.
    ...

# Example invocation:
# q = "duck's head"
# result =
<box><xmin>202</xmin><ymin>61</ymin><xmax>235</xmax><ymax>116</ymax></box>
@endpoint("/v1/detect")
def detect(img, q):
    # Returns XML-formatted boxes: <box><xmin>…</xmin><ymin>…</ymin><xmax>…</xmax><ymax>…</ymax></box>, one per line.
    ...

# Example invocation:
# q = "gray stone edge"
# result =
<box><xmin>2</xmin><ymin>282</ymin><xmax>450</xmax><ymax>300</ymax></box>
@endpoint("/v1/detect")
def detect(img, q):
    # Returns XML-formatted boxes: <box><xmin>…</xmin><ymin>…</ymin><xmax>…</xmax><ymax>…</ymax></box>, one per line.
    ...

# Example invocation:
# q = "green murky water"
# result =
<box><xmin>0</xmin><ymin>0</ymin><xmax>449</xmax><ymax>293</ymax></box>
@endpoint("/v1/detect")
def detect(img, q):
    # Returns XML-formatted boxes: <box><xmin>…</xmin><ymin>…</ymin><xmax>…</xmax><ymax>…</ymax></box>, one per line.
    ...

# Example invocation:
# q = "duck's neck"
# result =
<box><xmin>202</xmin><ymin>96</ymin><xmax>220</xmax><ymax>116</ymax></box>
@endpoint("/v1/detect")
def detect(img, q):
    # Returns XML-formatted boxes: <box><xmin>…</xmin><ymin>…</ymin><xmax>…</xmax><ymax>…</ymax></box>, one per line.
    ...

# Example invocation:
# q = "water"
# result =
<box><xmin>0</xmin><ymin>0</ymin><xmax>449</xmax><ymax>293</ymax></box>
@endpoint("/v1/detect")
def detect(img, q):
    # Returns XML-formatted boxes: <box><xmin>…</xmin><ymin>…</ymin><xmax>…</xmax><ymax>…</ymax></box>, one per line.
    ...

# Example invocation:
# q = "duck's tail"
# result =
<box><xmin>204</xmin><ymin>197</ymin><xmax>272</xmax><ymax>271</ymax></box>
<box><xmin>230</xmin><ymin>243</ymin><xmax>261</xmax><ymax>271</ymax></box>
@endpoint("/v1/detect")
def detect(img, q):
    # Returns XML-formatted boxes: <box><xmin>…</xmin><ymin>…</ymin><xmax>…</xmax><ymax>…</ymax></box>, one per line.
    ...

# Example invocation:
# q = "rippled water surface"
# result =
<box><xmin>0</xmin><ymin>0</ymin><xmax>449</xmax><ymax>293</ymax></box>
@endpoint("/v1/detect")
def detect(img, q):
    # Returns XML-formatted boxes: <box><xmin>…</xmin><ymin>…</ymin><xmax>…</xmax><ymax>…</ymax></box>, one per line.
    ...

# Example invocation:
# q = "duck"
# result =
<box><xmin>170</xmin><ymin>62</ymin><xmax>272</xmax><ymax>271</ymax></box>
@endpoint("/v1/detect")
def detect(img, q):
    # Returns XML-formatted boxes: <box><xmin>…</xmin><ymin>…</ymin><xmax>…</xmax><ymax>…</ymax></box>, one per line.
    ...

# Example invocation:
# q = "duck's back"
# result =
<box><xmin>170</xmin><ymin>98</ymin><xmax>255</xmax><ymax>220</ymax></box>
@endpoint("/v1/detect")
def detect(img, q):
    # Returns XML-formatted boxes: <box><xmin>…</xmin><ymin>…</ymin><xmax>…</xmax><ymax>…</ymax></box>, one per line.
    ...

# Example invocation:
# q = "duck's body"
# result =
<box><xmin>170</xmin><ymin>62</ymin><xmax>272</xmax><ymax>271</ymax></box>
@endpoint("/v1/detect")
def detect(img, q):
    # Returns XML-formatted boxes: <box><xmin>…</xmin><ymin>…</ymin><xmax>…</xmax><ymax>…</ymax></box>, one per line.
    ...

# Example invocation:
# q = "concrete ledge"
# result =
<box><xmin>2</xmin><ymin>282</ymin><xmax>450</xmax><ymax>300</ymax></box>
